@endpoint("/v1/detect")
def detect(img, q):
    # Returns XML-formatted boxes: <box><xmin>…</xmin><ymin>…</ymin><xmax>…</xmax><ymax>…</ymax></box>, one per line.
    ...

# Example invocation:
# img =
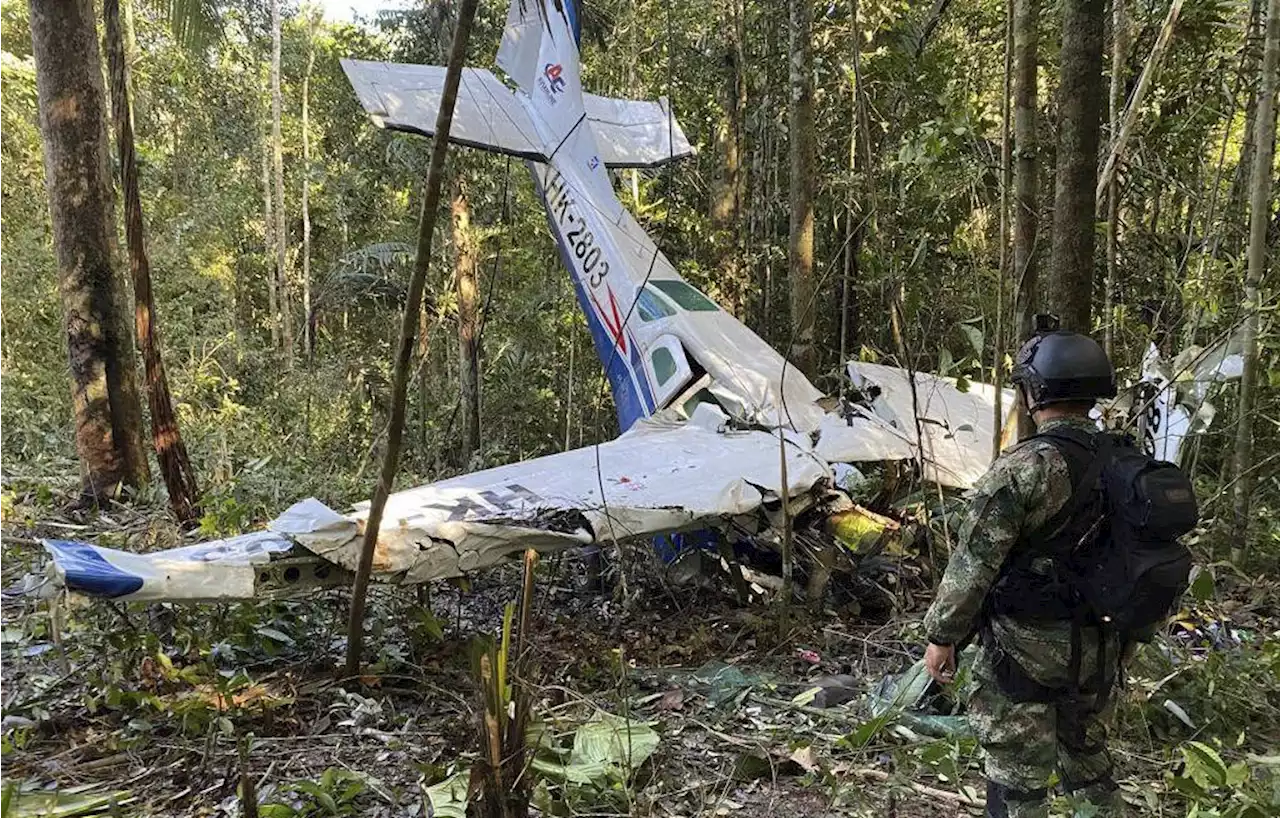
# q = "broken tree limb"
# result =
<box><xmin>851</xmin><ymin>768</ymin><xmax>984</xmax><ymax>808</ymax></box>
<box><xmin>1095</xmin><ymin>0</ymin><xmax>1183</xmax><ymax>204</ymax></box>
<box><xmin>343</xmin><ymin>0</ymin><xmax>479</xmax><ymax>679</ymax></box>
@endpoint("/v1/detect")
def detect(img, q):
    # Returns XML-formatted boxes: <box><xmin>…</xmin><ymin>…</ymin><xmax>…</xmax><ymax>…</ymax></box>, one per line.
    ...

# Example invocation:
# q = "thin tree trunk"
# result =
<box><xmin>271</xmin><ymin>0</ymin><xmax>293</xmax><ymax>367</ymax></box>
<box><xmin>452</xmin><ymin>179</ymin><xmax>481</xmax><ymax>464</ymax></box>
<box><xmin>1048</xmin><ymin>0</ymin><xmax>1105</xmax><ymax>333</ymax></box>
<box><xmin>344</xmin><ymin>0</ymin><xmax>479</xmax><ymax>679</ymax></box>
<box><xmin>1012</xmin><ymin>0</ymin><xmax>1040</xmax><ymax>438</ymax></box>
<box><xmin>104</xmin><ymin>0</ymin><xmax>200</xmax><ymax>523</ymax></box>
<box><xmin>30</xmin><ymin>0</ymin><xmax>149</xmax><ymax>502</ymax></box>
<box><xmin>1228</xmin><ymin>0</ymin><xmax>1267</xmax><ymax>243</ymax></box>
<box><xmin>1103</xmin><ymin>0</ymin><xmax>1128</xmax><ymax>358</ymax></box>
<box><xmin>994</xmin><ymin>0</ymin><xmax>1013</xmax><ymax>460</ymax></box>
<box><xmin>1231</xmin><ymin>0</ymin><xmax>1279</xmax><ymax>563</ymax></box>
<box><xmin>712</xmin><ymin>0</ymin><xmax>746</xmax><ymax>317</ymax></box>
<box><xmin>788</xmin><ymin>0</ymin><xmax>817</xmax><ymax>378</ymax></box>
<box><xmin>262</xmin><ymin>107</ymin><xmax>278</xmax><ymax>350</ymax></box>
<box><xmin>302</xmin><ymin>15</ymin><xmax>316</xmax><ymax>359</ymax></box>
<box><xmin>1096</xmin><ymin>0</ymin><xmax>1183</xmax><ymax>205</ymax></box>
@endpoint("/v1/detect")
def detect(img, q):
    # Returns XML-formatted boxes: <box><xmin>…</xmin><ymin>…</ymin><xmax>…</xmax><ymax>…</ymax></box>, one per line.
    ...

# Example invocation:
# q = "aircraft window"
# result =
<box><xmin>651</xmin><ymin>347</ymin><xmax>677</xmax><ymax>386</ymax></box>
<box><xmin>636</xmin><ymin>287</ymin><xmax>676</xmax><ymax>322</ymax></box>
<box><xmin>651</xmin><ymin>280</ymin><xmax>719</xmax><ymax>312</ymax></box>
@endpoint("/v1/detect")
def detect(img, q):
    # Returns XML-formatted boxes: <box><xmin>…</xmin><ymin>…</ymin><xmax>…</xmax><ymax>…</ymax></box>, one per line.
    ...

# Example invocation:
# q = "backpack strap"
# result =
<box><xmin>1028</xmin><ymin>427</ymin><xmax>1110</xmax><ymax>549</ymax></box>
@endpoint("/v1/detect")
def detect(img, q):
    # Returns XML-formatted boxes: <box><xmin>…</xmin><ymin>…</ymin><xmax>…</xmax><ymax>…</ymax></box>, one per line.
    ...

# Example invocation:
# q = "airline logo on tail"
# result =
<box><xmin>542</xmin><ymin>63</ymin><xmax>566</xmax><ymax>95</ymax></box>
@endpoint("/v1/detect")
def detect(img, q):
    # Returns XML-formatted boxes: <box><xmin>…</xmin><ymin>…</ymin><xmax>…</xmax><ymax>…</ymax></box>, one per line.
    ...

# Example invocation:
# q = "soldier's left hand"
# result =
<box><xmin>924</xmin><ymin>642</ymin><xmax>956</xmax><ymax>683</ymax></box>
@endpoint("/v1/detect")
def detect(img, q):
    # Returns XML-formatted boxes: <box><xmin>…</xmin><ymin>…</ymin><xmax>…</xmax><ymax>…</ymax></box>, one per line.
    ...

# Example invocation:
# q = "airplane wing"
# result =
<box><xmin>340</xmin><ymin>60</ymin><xmax>693</xmax><ymax>169</ymax></box>
<box><xmin>29</xmin><ymin>406</ymin><xmax>830</xmax><ymax>603</ymax></box>
<box><xmin>341</xmin><ymin>60</ymin><xmax>549</xmax><ymax>160</ymax></box>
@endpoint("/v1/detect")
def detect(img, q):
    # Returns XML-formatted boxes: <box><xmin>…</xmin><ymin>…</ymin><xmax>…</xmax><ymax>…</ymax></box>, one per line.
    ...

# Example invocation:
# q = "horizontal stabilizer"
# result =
<box><xmin>341</xmin><ymin>59</ymin><xmax>549</xmax><ymax>160</ymax></box>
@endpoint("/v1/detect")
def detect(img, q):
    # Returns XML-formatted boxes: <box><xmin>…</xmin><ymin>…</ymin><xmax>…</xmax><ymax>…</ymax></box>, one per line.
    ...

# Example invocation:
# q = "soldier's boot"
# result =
<box><xmin>986</xmin><ymin>782</ymin><xmax>1049</xmax><ymax>818</ymax></box>
<box><xmin>1064</xmin><ymin>775</ymin><xmax>1124</xmax><ymax>816</ymax></box>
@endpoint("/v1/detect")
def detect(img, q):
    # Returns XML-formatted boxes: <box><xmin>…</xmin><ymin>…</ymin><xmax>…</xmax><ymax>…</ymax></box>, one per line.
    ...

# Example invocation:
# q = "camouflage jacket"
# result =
<box><xmin>923</xmin><ymin>416</ymin><xmax>1100</xmax><ymax>652</ymax></box>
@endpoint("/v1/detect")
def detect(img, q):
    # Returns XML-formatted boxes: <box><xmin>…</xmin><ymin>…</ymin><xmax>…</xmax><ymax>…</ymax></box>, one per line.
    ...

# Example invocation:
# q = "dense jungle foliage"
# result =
<box><xmin>1</xmin><ymin>0</ymin><xmax>1278</xmax><ymax>814</ymax></box>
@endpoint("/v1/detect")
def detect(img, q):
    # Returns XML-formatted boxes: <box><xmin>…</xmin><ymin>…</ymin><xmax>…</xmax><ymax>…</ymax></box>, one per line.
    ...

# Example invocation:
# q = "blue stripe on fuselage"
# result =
<box><xmin>529</xmin><ymin>163</ymin><xmax>653</xmax><ymax>431</ymax></box>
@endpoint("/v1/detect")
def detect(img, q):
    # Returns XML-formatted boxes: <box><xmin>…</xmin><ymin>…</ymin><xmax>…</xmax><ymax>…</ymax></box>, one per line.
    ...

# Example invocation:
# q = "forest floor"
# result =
<box><xmin>2</xmin><ymin>485</ymin><xmax>1279</xmax><ymax>817</ymax></box>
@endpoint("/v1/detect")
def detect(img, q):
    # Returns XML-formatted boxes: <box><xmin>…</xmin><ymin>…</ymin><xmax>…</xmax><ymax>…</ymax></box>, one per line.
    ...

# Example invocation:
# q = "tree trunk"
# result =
<box><xmin>1048</xmin><ymin>0</ymin><xmax>1104</xmax><ymax>333</ymax></box>
<box><xmin>788</xmin><ymin>0</ymin><xmax>817</xmax><ymax>378</ymax></box>
<box><xmin>271</xmin><ymin>0</ymin><xmax>293</xmax><ymax>367</ymax></box>
<box><xmin>262</xmin><ymin>105</ymin><xmax>278</xmax><ymax>350</ymax></box>
<box><xmin>104</xmin><ymin>0</ymin><xmax>200</xmax><ymax>524</ymax></box>
<box><xmin>995</xmin><ymin>0</ymin><xmax>1014</xmax><ymax>459</ymax></box>
<box><xmin>1012</xmin><ymin>0</ymin><xmax>1040</xmax><ymax>438</ymax></box>
<box><xmin>712</xmin><ymin>0</ymin><xmax>746</xmax><ymax>318</ymax></box>
<box><xmin>345</xmin><ymin>0</ymin><xmax>479</xmax><ymax>678</ymax></box>
<box><xmin>1103</xmin><ymin>0</ymin><xmax>1128</xmax><ymax>358</ymax></box>
<box><xmin>30</xmin><ymin>0</ymin><xmax>149</xmax><ymax>502</ymax></box>
<box><xmin>302</xmin><ymin>15</ymin><xmax>316</xmax><ymax>359</ymax></box>
<box><xmin>1228</xmin><ymin>0</ymin><xmax>1266</xmax><ymax>235</ymax></box>
<box><xmin>1231</xmin><ymin>0</ymin><xmax>1279</xmax><ymax>563</ymax></box>
<box><xmin>1095</xmin><ymin>0</ymin><xmax>1183</xmax><ymax>204</ymax></box>
<box><xmin>452</xmin><ymin>179</ymin><xmax>481</xmax><ymax>464</ymax></box>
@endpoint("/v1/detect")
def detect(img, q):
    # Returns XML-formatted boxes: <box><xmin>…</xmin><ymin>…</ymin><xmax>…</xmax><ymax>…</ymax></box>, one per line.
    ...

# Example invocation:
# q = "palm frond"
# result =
<box><xmin>143</xmin><ymin>0</ymin><xmax>224</xmax><ymax>51</ymax></box>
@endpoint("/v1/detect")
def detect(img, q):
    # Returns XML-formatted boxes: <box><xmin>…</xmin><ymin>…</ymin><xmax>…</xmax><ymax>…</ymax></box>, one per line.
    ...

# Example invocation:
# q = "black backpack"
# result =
<box><xmin>991</xmin><ymin>426</ymin><xmax>1198</xmax><ymax>635</ymax></box>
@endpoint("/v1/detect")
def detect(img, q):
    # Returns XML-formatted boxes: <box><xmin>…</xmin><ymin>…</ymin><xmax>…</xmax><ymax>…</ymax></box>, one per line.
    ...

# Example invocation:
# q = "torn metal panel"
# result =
<box><xmin>847</xmin><ymin>362</ymin><xmax>1017</xmax><ymax>489</ymax></box>
<box><xmin>811</xmin><ymin>409</ymin><xmax>917</xmax><ymax>465</ymax></box>
<box><xmin>318</xmin><ymin>411</ymin><xmax>832</xmax><ymax>581</ymax></box>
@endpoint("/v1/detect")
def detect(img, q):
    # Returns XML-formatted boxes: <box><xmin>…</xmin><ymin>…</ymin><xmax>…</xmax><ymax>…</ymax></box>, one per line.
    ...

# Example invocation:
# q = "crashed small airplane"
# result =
<box><xmin>22</xmin><ymin>0</ymin><xmax>1243</xmax><ymax>606</ymax></box>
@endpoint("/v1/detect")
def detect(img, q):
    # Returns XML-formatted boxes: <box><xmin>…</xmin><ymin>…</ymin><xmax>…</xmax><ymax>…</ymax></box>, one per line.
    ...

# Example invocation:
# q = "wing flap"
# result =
<box><xmin>340</xmin><ymin>59</ymin><xmax>548</xmax><ymax>160</ymax></box>
<box><xmin>584</xmin><ymin>94</ymin><xmax>694</xmax><ymax>168</ymax></box>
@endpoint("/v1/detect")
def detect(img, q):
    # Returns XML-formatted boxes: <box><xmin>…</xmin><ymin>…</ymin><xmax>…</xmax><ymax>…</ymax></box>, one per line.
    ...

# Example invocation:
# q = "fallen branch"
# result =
<box><xmin>851</xmin><ymin>768</ymin><xmax>984</xmax><ymax>808</ymax></box>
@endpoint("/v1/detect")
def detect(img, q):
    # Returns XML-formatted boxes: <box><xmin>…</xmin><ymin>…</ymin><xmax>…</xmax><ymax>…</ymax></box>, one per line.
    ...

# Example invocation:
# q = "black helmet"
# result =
<box><xmin>1011</xmin><ymin>319</ymin><xmax>1116</xmax><ymax>410</ymax></box>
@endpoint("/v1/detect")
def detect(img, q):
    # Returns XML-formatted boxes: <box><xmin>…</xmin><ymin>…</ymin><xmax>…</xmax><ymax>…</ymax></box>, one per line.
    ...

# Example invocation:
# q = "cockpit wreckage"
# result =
<box><xmin>23</xmin><ymin>0</ymin><xmax>1245</xmax><ymax>610</ymax></box>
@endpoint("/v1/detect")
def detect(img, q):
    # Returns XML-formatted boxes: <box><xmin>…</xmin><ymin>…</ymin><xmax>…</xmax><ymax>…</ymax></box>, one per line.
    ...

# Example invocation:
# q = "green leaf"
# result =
<box><xmin>1183</xmin><ymin>741</ymin><xmax>1229</xmax><ymax>789</ymax></box>
<box><xmin>530</xmin><ymin>714</ymin><xmax>659</xmax><ymax>786</ymax></box>
<box><xmin>960</xmin><ymin>324</ymin><xmax>983</xmax><ymax>356</ymax></box>
<box><xmin>938</xmin><ymin>346</ymin><xmax>954</xmax><ymax>375</ymax></box>
<box><xmin>1189</xmin><ymin>568</ymin><xmax>1215</xmax><ymax>603</ymax></box>
<box><xmin>255</xmin><ymin>627</ymin><xmax>294</xmax><ymax>645</ymax></box>
<box><xmin>423</xmin><ymin>771</ymin><xmax>470</xmax><ymax>818</ymax></box>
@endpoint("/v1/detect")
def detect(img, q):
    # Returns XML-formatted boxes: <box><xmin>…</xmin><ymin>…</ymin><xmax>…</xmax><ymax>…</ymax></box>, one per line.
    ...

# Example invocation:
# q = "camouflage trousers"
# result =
<box><xmin>967</xmin><ymin>628</ymin><xmax>1126</xmax><ymax>818</ymax></box>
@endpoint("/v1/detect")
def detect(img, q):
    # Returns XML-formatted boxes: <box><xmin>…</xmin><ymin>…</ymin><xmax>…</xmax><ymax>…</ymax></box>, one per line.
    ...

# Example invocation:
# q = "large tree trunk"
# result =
<box><xmin>30</xmin><ymin>0</ymin><xmax>149</xmax><ymax>502</ymax></box>
<box><xmin>453</xmin><ymin>180</ymin><xmax>481</xmax><ymax>464</ymax></box>
<box><xmin>104</xmin><ymin>0</ymin><xmax>200</xmax><ymax>524</ymax></box>
<box><xmin>1048</xmin><ymin>0</ymin><xmax>1105</xmax><ymax>333</ymax></box>
<box><xmin>271</xmin><ymin>0</ymin><xmax>293</xmax><ymax>367</ymax></box>
<box><xmin>1012</xmin><ymin>0</ymin><xmax>1040</xmax><ymax>438</ymax></box>
<box><xmin>788</xmin><ymin>0</ymin><xmax>817</xmax><ymax>378</ymax></box>
<box><xmin>302</xmin><ymin>15</ymin><xmax>316</xmax><ymax>359</ymax></box>
<box><xmin>1231</xmin><ymin>0</ymin><xmax>1279</xmax><ymax>563</ymax></box>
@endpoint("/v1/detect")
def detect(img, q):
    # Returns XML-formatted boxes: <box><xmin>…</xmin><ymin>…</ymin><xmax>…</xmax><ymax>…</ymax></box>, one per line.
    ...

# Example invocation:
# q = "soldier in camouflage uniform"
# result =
<box><xmin>921</xmin><ymin>325</ymin><xmax>1126</xmax><ymax>818</ymax></box>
